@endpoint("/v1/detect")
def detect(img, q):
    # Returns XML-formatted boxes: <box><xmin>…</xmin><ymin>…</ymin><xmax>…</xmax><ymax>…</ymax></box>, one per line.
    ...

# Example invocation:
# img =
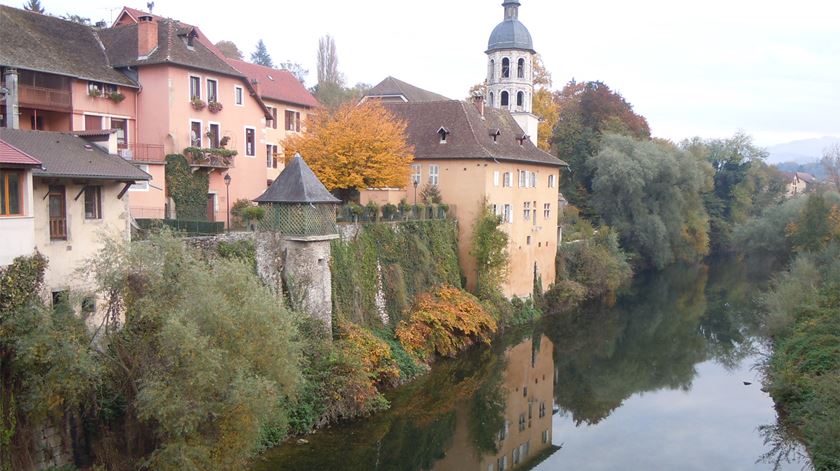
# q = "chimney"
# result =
<box><xmin>471</xmin><ymin>91</ymin><xmax>485</xmax><ymax>118</ymax></box>
<box><xmin>137</xmin><ymin>15</ymin><xmax>158</xmax><ymax>57</ymax></box>
<box><xmin>3</xmin><ymin>68</ymin><xmax>19</xmax><ymax>129</ymax></box>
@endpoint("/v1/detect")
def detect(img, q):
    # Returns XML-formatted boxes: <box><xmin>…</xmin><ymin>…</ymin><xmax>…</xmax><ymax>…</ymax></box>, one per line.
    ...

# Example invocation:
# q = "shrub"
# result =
<box><xmin>365</xmin><ymin>201</ymin><xmax>380</xmax><ymax>221</ymax></box>
<box><xmin>420</xmin><ymin>184</ymin><xmax>442</xmax><ymax>204</ymax></box>
<box><xmin>470</xmin><ymin>205</ymin><xmax>509</xmax><ymax>300</ymax></box>
<box><xmin>556</xmin><ymin>227</ymin><xmax>632</xmax><ymax>301</ymax></box>
<box><xmin>230</xmin><ymin>199</ymin><xmax>254</xmax><ymax>229</ymax></box>
<box><xmin>396</xmin><ymin>285</ymin><xmax>497</xmax><ymax>361</ymax></box>
<box><xmin>241</xmin><ymin>206</ymin><xmax>266</xmax><ymax>226</ymax></box>
<box><xmin>382</xmin><ymin>203</ymin><xmax>399</xmax><ymax>220</ymax></box>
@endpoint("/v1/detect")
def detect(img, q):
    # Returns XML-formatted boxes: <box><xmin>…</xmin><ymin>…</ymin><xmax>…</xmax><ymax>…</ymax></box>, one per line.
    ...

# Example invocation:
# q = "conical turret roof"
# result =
<box><xmin>254</xmin><ymin>154</ymin><xmax>340</xmax><ymax>204</ymax></box>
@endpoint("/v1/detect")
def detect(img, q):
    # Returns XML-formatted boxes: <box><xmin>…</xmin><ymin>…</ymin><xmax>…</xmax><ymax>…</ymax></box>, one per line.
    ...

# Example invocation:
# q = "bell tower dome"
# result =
<box><xmin>485</xmin><ymin>0</ymin><xmax>538</xmax><ymax>144</ymax></box>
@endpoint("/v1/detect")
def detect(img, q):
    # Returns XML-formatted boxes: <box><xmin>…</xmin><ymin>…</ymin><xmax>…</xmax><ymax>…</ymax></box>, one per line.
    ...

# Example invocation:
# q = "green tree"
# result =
<box><xmin>589</xmin><ymin>134</ymin><xmax>712</xmax><ymax>269</ymax></box>
<box><xmin>279</xmin><ymin>61</ymin><xmax>308</xmax><ymax>84</ymax></box>
<box><xmin>22</xmin><ymin>0</ymin><xmax>44</xmax><ymax>13</ymax></box>
<box><xmin>470</xmin><ymin>205</ymin><xmax>509</xmax><ymax>299</ymax></box>
<box><xmin>821</xmin><ymin>143</ymin><xmax>840</xmax><ymax>190</ymax></box>
<box><xmin>84</xmin><ymin>233</ymin><xmax>301</xmax><ymax>470</ymax></box>
<box><xmin>216</xmin><ymin>40</ymin><xmax>244</xmax><ymax>60</ymax></box>
<box><xmin>250</xmin><ymin>39</ymin><xmax>274</xmax><ymax>67</ymax></box>
<box><xmin>316</xmin><ymin>34</ymin><xmax>342</xmax><ymax>86</ymax></box>
<box><xmin>552</xmin><ymin>80</ymin><xmax>650</xmax><ymax>215</ymax></box>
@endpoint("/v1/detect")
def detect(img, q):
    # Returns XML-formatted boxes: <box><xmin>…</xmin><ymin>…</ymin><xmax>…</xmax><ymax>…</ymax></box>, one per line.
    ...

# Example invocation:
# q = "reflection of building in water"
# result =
<box><xmin>433</xmin><ymin>335</ymin><xmax>555</xmax><ymax>471</ymax></box>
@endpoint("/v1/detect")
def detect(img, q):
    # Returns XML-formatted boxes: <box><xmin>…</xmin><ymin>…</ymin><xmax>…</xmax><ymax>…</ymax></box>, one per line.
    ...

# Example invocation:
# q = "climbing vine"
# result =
<box><xmin>165</xmin><ymin>154</ymin><xmax>210</xmax><ymax>220</ymax></box>
<box><xmin>331</xmin><ymin>220</ymin><xmax>461</xmax><ymax>329</ymax></box>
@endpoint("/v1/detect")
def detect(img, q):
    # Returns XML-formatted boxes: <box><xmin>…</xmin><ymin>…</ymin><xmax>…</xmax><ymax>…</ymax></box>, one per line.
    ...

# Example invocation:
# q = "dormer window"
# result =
<box><xmin>517</xmin><ymin>135</ymin><xmax>529</xmax><ymax>146</ymax></box>
<box><xmin>438</xmin><ymin>127</ymin><xmax>450</xmax><ymax>144</ymax></box>
<box><xmin>489</xmin><ymin>129</ymin><xmax>501</xmax><ymax>143</ymax></box>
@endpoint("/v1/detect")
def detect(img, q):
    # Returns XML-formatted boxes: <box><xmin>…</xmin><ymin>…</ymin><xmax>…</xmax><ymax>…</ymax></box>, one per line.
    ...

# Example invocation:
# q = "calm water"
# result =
<box><xmin>253</xmin><ymin>259</ymin><xmax>811</xmax><ymax>471</ymax></box>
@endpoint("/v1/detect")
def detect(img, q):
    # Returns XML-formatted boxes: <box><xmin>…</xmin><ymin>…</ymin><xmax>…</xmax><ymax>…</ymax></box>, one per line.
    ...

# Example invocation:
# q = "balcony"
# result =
<box><xmin>18</xmin><ymin>84</ymin><xmax>72</xmax><ymax>112</ymax></box>
<box><xmin>119</xmin><ymin>143</ymin><xmax>165</xmax><ymax>163</ymax></box>
<box><xmin>184</xmin><ymin>147</ymin><xmax>236</xmax><ymax>170</ymax></box>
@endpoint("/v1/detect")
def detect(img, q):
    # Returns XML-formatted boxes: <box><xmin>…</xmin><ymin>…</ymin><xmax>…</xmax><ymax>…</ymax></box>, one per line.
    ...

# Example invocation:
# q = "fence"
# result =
<box><xmin>336</xmin><ymin>203</ymin><xmax>452</xmax><ymax>224</ymax></box>
<box><xmin>257</xmin><ymin>204</ymin><xmax>338</xmax><ymax>238</ymax></box>
<box><xmin>133</xmin><ymin>218</ymin><xmax>225</xmax><ymax>238</ymax></box>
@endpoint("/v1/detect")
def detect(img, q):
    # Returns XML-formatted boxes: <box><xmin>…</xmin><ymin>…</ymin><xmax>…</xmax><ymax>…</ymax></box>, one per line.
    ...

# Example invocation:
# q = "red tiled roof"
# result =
<box><xmin>0</xmin><ymin>139</ymin><xmax>42</xmax><ymax>166</ymax></box>
<box><xmin>227</xmin><ymin>59</ymin><xmax>320</xmax><ymax>108</ymax></box>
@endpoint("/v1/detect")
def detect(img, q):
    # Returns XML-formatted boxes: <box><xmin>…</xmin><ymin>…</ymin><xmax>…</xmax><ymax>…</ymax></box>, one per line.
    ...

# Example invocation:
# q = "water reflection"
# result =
<box><xmin>255</xmin><ymin>257</ymin><xmax>810</xmax><ymax>470</ymax></box>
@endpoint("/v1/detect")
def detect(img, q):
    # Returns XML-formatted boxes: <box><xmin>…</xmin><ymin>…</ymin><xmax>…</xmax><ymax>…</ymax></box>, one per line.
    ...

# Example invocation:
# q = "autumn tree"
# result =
<box><xmin>22</xmin><ymin>0</ymin><xmax>44</xmax><ymax>13</ymax></box>
<box><xmin>216</xmin><ymin>40</ymin><xmax>243</xmax><ymax>60</ymax></box>
<box><xmin>552</xmin><ymin>80</ymin><xmax>650</xmax><ymax>214</ymax></box>
<box><xmin>821</xmin><ymin>143</ymin><xmax>840</xmax><ymax>190</ymax></box>
<box><xmin>283</xmin><ymin>101</ymin><xmax>413</xmax><ymax>198</ymax></box>
<box><xmin>251</xmin><ymin>39</ymin><xmax>274</xmax><ymax>67</ymax></box>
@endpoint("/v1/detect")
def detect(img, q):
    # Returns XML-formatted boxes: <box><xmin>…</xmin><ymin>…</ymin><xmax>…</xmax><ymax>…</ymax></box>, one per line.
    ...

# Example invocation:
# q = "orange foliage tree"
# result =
<box><xmin>396</xmin><ymin>285</ymin><xmax>498</xmax><ymax>361</ymax></box>
<box><xmin>284</xmin><ymin>101</ymin><xmax>414</xmax><ymax>194</ymax></box>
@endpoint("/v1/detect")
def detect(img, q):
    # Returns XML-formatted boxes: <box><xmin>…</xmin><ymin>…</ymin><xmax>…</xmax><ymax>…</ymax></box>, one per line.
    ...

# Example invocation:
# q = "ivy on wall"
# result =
<box><xmin>165</xmin><ymin>154</ymin><xmax>210</xmax><ymax>220</ymax></box>
<box><xmin>331</xmin><ymin>220</ymin><xmax>462</xmax><ymax>329</ymax></box>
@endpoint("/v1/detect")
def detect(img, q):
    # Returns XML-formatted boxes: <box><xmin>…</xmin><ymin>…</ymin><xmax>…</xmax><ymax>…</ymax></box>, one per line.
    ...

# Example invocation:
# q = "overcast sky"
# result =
<box><xmin>5</xmin><ymin>0</ymin><xmax>838</xmax><ymax>146</ymax></box>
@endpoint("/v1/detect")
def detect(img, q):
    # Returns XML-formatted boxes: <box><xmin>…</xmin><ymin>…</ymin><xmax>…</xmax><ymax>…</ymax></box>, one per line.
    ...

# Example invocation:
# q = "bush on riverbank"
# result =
<box><xmin>763</xmin><ymin>244</ymin><xmax>840</xmax><ymax>470</ymax></box>
<box><xmin>396</xmin><ymin>286</ymin><xmax>497</xmax><ymax>361</ymax></box>
<box><xmin>554</xmin><ymin>225</ymin><xmax>632</xmax><ymax>304</ymax></box>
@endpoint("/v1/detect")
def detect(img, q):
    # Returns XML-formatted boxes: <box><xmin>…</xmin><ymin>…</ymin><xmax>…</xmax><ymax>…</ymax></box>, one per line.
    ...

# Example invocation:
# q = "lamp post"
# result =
<box><xmin>224</xmin><ymin>173</ymin><xmax>231</xmax><ymax>231</ymax></box>
<box><xmin>413</xmin><ymin>178</ymin><xmax>419</xmax><ymax>204</ymax></box>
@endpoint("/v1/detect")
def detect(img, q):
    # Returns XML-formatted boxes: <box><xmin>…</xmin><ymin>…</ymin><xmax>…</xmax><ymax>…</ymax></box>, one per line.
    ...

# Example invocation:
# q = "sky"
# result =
<box><xmin>5</xmin><ymin>0</ymin><xmax>839</xmax><ymax>147</ymax></box>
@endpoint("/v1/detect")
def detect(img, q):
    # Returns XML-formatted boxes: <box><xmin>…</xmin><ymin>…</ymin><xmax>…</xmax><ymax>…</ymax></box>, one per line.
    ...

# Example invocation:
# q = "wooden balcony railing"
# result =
<box><xmin>18</xmin><ymin>84</ymin><xmax>72</xmax><ymax>111</ymax></box>
<box><xmin>119</xmin><ymin>143</ymin><xmax>166</xmax><ymax>162</ymax></box>
<box><xmin>49</xmin><ymin>218</ymin><xmax>67</xmax><ymax>240</ymax></box>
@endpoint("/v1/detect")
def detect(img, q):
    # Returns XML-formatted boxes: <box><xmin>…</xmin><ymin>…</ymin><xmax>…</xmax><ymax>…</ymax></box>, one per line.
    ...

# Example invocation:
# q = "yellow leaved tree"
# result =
<box><xmin>284</xmin><ymin>101</ymin><xmax>414</xmax><ymax>195</ymax></box>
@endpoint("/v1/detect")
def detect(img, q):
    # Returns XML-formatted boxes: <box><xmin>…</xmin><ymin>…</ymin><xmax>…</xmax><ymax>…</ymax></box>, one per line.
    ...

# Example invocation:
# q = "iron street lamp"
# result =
<box><xmin>224</xmin><ymin>173</ymin><xmax>232</xmax><ymax>231</ymax></box>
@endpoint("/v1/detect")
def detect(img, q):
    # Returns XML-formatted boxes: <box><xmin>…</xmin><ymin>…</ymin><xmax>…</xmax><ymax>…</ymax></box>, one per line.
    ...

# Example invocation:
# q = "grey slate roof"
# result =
<box><xmin>98</xmin><ymin>20</ymin><xmax>243</xmax><ymax>78</ymax></box>
<box><xmin>383</xmin><ymin>100</ymin><xmax>566</xmax><ymax>167</ymax></box>
<box><xmin>0</xmin><ymin>6</ymin><xmax>137</xmax><ymax>87</ymax></box>
<box><xmin>0</xmin><ymin>129</ymin><xmax>150</xmax><ymax>182</ymax></box>
<box><xmin>365</xmin><ymin>76</ymin><xmax>450</xmax><ymax>103</ymax></box>
<box><xmin>254</xmin><ymin>155</ymin><xmax>340</xmax><ymax>204</ymax></box>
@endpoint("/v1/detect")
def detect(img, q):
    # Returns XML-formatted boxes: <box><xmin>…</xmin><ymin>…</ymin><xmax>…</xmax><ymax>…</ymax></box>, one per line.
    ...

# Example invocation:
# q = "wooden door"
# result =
<box><xmin>206</xmin><ymin>194</ymin><xmax>215</xmax><ymax>221</ymax></box>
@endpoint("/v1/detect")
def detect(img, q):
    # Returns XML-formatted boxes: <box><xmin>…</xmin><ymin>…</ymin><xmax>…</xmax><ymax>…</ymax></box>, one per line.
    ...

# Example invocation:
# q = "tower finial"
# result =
<box><xmin>502</xmin><ymin>0</ymin><xmax>520</xmax><ymax>20</ymax></box>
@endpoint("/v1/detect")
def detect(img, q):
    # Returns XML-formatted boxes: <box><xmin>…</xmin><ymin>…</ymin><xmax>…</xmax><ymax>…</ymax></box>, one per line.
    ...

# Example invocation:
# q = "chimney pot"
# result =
<box><xmin>471</xmin><ymin>91</ymin><xmax>485</xmax><ymax>118</ymax></box>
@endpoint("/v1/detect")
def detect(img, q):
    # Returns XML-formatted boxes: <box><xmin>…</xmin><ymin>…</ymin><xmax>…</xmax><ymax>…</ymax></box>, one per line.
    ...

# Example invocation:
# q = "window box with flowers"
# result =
<box><xmin>208</xmin><ymin>101</ymin><xmax>223</xmax><ymax>113</ymax></box>
<box><xmin>88</xmin><ymin>88</ymin><xmax>103</xmax><ymax>98</ymax></box>
<box><xmin>191</xmin><ymin>97</ymin><xmax>206</xmax><ymax>111</ymax></box>
<box><xmin>108</xmin><ymin>91</ymin><xmax>125</xmax><ymax>103</ymax></box>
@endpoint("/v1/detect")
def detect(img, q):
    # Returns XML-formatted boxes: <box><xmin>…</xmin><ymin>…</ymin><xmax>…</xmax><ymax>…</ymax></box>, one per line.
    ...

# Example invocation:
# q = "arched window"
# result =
<box><xmin>501</xmin><ymin>58</ymin><xmax>510</xmax><ymax>78</ymax></box>
<box><xmin>489</xmin><ymin>59</ymin><xmax>495</xmax><ymax>81</ymax></box>
<box><xmin>500</xmin><ymin>91</ymin><xmax>509</xmax><ymax>107</ymax></box>
<box><xmin>489</xmin><ymin>92</ymin><xmax>495</xmax><ymax>107</ymax></box>
<box><xmin>517</xmin><ymin>58</ymin><xmax>525</xmax><ymax>78</ymax></box>
<box><xmin>516</xmin><ymin>91</ymin><xmax>524</xmax><ymax>108</ymax></box>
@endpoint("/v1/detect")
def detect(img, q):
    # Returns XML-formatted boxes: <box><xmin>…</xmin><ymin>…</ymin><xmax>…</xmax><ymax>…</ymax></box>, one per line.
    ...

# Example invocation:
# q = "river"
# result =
<box><xmin>253</xmin><ymin>258</ymin><xmax>812</xmax><ymax>471</ymax></box>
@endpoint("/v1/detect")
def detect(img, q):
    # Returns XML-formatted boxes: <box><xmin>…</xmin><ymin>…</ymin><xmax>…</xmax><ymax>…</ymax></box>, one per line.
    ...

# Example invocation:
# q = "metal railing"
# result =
<box><xmin>119</xmin><ymin>143</ymin><xmax>166</xmax><ymax>162</ymax></box>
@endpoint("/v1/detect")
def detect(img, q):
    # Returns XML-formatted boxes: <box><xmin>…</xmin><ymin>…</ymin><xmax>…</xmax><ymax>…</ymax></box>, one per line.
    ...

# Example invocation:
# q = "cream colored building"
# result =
<box><xmin>0</xmin><ymin>139</ymin><xmax>40</xmax><ymax>266</ymax></box>
<box><xmin>0</xmin><ymin>128</ymin><xmax>149</xmax><ymax>309</ymax></box>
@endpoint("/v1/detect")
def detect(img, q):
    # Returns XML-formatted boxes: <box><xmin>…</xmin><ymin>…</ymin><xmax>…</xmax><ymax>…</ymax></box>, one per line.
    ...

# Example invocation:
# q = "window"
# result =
<box><xmin>541</xmin><ymin>430</ymin><xmax>549</xmax><ymax>444</ymax></box>
<box><xmin>518</xmin><ymin>413</ymin><xmax>526</xmax><ymax>432</ymax></box>
<box><xmin>111</xmin><ymin>118</ymin><xmax>127</xmax><ymax>147</ymax></box>
<box><xmin>488</xmin><ymin>92</ymin><xmax>494</xmax><ymax>107</ymax></box>
<box><xmin>0</xmin><ymin>169</ymin><xmax>23</xmax><ymax>216</ymax></box>
<box><xmin>438</xmin><ymin>128</ymin><xmax>448</xmax><ymax>143</ymax></box>
<box><xmin>81</xmin><ymin>296</ymin><xmax>96</xmax><ymax>313</ymax></box>
<box><xmin>285</xmin><ymin>110</ymin><xmax>301</xmax><ymax>132</ymax></box>
<box><xmin>544</xmin><ymin>203</ymin><xmax>551</xmax><ymax>220</ymax></box>
<box><xmin>234</xmin><ymin>86</ymin><xmax>244</xmax><ymax>105</ymax></box>
<box><xmin>487</xmin><ymin>464</ymin><xmax>495</xmax><ymax>471</ymax></box>
<box><xmin>526</xmin><ymin>235</ymin><xmax>531</xmax><ymax>245</ymax></box>
<box><xmin>206</xmin><ymin>79</ymin><xmax>218</xmax><ymax>102</ymax></box>
<box><xmin>539</xmin><ymin>402</ymin><xmax>546</xmax><ymax>418</ymax></box>
<box><xmin>189</xmin><ymin>75</ymin><xmax>201</xmax><ymax>100</ymax></box>
<box><xmin>270</xmin><ymin>107</ymin><xmax>278</xmax><ymax>129</ymax></box>
<box><xmin>190</xmin><ymin>121</ymin><xmax>202</xmax><ymax>147</ymax></box>
<box><xmin>530</xmin><ymin>171</ymin><xmax>536</xmax><ymax>187</ymax></box>
<box><xmin>411</xmin><ymin>164</ymin><xmax>421</xmax><ymax>184</ymax></box>
<box><xmin>517</xmin><ymin>91</ymin><xmax>524</xmax><ymax>108</ymax></box>
<box><xmin>51</xmin><ymin>290</ymin><xmax>69</xmax><ymax>308</ymax></box>
<box><xmin>503</xmin><ymin>172</ymin><xmax>512</xmax><ymax>188</ymax></box>
<box><xmin>130</xmin><ymin>165</ymin><xmax>150</xmax><ymax>191</ymax></box>
<box><xmin>429</xmin><ymin>165</ymin><xmax>439</xmax><ymax>185</ymax></box>
<box><xmin>548</xmin><ymin>174</ymin><xmax>555</xmax><ymax>188</ymax></box>
<box><xmin>491</xmin><ymin>203</ymin><xmax>498</xmax><ymax>216</ymax></box>
<box><xmin>498</xmin><ymin>456</ymin><xmax>508</xmax><ymax>471</ymax></box>
<box><xmin>245</xmin><ymin>128</ymin><xmax>255</xmax><ymax>156</ymax></box>
<box><xmin>523</xmin><ymin>201</ymin><xmax>531</xmax><ymax>220</ymax></box>
<box><xmin>208</xmin><ymin>123</ymin><xmax>220</xmax><ymax>148</ymax></box>
<box><xmin>501</xmin><ymin>57</ymin><xmax>510</xmax><ymax>78</ymax></box>
<box><xmin>84</xmin><ymin>186</ymin><xmax>102</xmax><ymax>219</ymax></box>
<box><xmin>48</xmin><ymin>185</ymin><xmax>66</xmax><ymax>240</ymax></box>
<box><xmin>489</xmin><ymin>59</ymin><xmax>495</xmax><ymax>80</ymax></box>
<box><xmin>517</xmin><ymin>58</ymin><xmax>525</xmax><ymax>78</ymax></box>
<box><xmin>500</xmin><ymin>91</ymin><xmax>509</xmax><ymax>107</ymax></box>
<box><xmin>513</xmin><ymin>447</ymin><xmax>520</xmax><ymax>465</ymax></box>
<box><xmin>266</xmin><ymin>144</ymin><xmax>278</xmax><ymax>168</ymax></box>
<box><xmin>503</xmin><ymin>204</ymin><xmax>512</xmax><ymax>223</ymax></box>
<box><xmin>493</xmin><ymin>170</ymin><xmax>500</xmax><ymax>187</ymax></box>
<box><xmin>84</xmin><ymin>114</ymin><xmax>103</xmax><ymax>131</ymax></box>
<box><xmin>519</xmin><ymin>170</ymin><xmax>526</xmax><ymax>187</ymax></box>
